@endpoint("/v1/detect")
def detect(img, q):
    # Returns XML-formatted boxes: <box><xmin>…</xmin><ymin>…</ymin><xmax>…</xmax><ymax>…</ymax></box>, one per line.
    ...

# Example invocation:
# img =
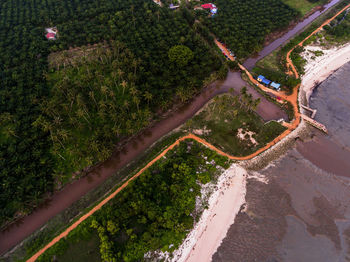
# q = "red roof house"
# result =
<box><xmin>201</xmin><ymin>3</ymin><xmax>215</xmax><ymax>9</ymax></box>
<box><xmin>46</xmin><ymin>32</ymin><xmax>56</xmax><ymax>40</ymax></box>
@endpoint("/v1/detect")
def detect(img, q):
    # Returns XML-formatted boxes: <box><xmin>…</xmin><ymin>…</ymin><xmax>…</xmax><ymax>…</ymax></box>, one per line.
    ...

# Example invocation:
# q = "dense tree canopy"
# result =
<box><xmin>0</xmin><ymin>0</ymin><xmax>222</xmax><ymax>225</ymax></box>
<box><xmin>37</xmin><ymin>141</ymin><xmax>230</xmax><ymax>262</ymax></box>
<box><xmin>198</xmin><ymin>0</ymin><xmax>298</xmax><ymax>58</ymax></box>
<box><xmin>168</xmin><ymin>45</ymin><xmax>194</xmax><ymax>66</ymax></box>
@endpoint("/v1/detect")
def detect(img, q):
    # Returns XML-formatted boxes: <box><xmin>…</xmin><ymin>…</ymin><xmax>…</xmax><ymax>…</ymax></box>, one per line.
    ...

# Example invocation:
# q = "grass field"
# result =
<box><xmin>184</xmin><ymin>94</ymin><xmax>286</xmax><ymax>157</ymax></box>
<box><xmin>256</xmin><ymin>51</ymin><xmax>282</xmax><ymax>72</ymax></box>
<box><xmin>282</xmin><ymin>0</ymin><xmax>326</xmax><ymax>16</ymax></box>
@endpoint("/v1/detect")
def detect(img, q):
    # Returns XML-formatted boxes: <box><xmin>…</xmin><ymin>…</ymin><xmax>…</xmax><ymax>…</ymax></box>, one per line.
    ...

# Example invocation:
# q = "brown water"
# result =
<box><xmin>213</xmin><ymin>62</ymin><xmax>350</xmax><ymax>262</ymax></box>
<box><xmin>243</xmin><ymin>0</ymin><xmax>341</xmax><ymax>70</ymax></box>
<box><xmin>0</xmin><ymin>71</ymin><xmax>285</xmax><ymax>255</ymax></box>
<box><xmin>0</xmin><ymin>0</ymin><xmax>341</xmax><ymax>255</ymax></box>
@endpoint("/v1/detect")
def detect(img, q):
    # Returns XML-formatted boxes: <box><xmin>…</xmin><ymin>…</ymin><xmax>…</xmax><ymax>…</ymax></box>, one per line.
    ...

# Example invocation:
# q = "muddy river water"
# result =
<box><xmin>0</xmin><ymin>0</ymin><xmax>343</xmax><ymax>256</ymax></box>
<box><xmin>214</xmin><ymin>62</ymin><xmax>350</xmax><ymax>262</ymax></box>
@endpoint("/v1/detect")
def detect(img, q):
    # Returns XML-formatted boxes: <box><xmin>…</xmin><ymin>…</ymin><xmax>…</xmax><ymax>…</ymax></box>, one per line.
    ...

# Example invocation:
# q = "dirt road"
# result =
<box><xmin>12</xmin><ymin>3</ymin><xmax>350</xmax><ymax>261</ymax></box>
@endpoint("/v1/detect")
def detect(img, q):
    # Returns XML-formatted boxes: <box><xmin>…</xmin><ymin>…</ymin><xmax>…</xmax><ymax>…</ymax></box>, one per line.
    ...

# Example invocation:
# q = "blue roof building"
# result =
<box><xmin>271</xmin><ymin>82</ymin><xmax>281</xmax><ymax>90</ymax></box>
<box><xmin>262</xmin><ymin>78</ymin><xmax>271</xmax><ymax>86</ymax></box>
<box><xmin>257</xmin><ymin>75</ymin><xmax>265</xmax><ymax>82</ymax></box>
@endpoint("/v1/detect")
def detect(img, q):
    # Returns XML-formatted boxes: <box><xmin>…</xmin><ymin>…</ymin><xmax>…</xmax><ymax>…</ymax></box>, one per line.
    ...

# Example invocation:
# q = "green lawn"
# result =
<box><xmin>184</xmin><ymin>94</ymin><xmax>286</xmax><ymax>157</ymax></box>
<box><xmin>255</xmin><ymin>50</ymin><xmax>282</xmax><ymax>72</ymax></box>
<box><xmin>282</xmin><ymin>0</ymin><xmax>326</xmax><ymax>16</ymax></box>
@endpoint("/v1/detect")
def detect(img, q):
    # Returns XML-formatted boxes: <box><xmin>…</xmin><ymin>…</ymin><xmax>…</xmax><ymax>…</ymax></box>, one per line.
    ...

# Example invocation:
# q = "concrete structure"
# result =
<box><xmin>301</xmin><ymin>104</ymin><xmax>317</xmax><ymax>118</ymax></box>
<box><xmin>301</xmin><ymin>114</ymin><xmax>327</xmax><ymax>133</ymax></box>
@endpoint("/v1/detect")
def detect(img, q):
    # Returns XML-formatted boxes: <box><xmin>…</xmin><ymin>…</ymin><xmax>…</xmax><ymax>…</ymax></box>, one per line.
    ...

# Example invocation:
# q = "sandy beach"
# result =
<box><xmin>176</xmin><ymin>42</ymin><xmax>350</xmax><ymax>262</ymax></box>
<box><xmin>301</xmin><ymin>42</ymin><xmax>350</xmax><ymax>103</ymax></box>
<box><xmin>171</xmin><ymin>164</ymin><xmax>247</xmax><ymax>262</ymax></box>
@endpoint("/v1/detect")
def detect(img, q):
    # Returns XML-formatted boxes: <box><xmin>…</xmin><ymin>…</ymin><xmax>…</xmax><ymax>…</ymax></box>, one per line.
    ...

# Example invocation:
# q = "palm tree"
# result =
<box><xmin>130</xmin><ymin>85</ymin><xmax>138</xmax><ymax>97</ymax></box>
<box><xmin>251</xmin><ymin>98</ymin><xmax>260</xmax><ymax>112</ymax></box>
<box><xmin>123</xmin><ymin>99</ymin><xmax>129</xmax><ymax>112</ymax></box>
<box><xmin>121</xmin><ymin>80</ymin><xmax>128</xmax><ymax>94</ymax></box>
<box><xmin>144</xmin><ymin>91</ymin><xmax>153</xmax><ymax>105</ymax></box>
<box><xmin>133</xmin><ymin>96</ymin><xmax>140</xmax><ymax>112</ymax></box>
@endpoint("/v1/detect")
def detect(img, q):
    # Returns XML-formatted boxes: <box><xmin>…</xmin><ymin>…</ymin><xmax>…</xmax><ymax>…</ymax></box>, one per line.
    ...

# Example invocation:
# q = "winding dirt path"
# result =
<box><xmin>27</xmin><ymin>3</ymin><xmax>350</xmax><ymax>261</ymax></box>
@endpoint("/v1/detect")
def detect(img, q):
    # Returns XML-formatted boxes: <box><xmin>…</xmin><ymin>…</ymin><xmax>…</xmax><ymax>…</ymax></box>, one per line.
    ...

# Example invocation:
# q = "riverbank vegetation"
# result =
<box><xmin>184</xmin><ymin>92</ymin><xmax>286</xmax><ymax>156</ymax></box>
<box><xmin>196</xmin><ymin>0</ymin><xmax>298</xmax><ymax>58</ymax></box>
<box><xmin>0</xmin><ymin>0</ymin><xmax>223</xmax><ymax>226</ymax></box>
<box><xmin>34</xmin><ymin>141</ymin><xmax>230</xmax><ymax>262</ymax></box>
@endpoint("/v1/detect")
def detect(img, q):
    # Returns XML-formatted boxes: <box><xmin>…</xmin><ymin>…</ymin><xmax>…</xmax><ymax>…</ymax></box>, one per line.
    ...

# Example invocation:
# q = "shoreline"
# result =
<box><xmin>171</xmin><ymin>164</ymin><xmax>247</xmax><ymax>262</ymax></box>
<box><xmin>178</xmin><ymin>42</ymin><xmax>350</xmax><ymax>262</ymax></box>
<box><xmin>300</xmin><ymin>42</ymin><xmax>350</xmax><ymax>105</ymax></box>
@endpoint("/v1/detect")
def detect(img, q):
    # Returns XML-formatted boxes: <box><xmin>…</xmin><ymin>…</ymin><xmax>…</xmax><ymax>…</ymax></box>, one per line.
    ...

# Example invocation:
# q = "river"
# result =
<box><xmin>0</xmin><ymin>0</ymin><xmax>342</xmax><ymax>256</ymax></box>
<box><xmin>213</xmin><ymin>62</ymin><xmax>350</xmax><ymax>262</ymax></box>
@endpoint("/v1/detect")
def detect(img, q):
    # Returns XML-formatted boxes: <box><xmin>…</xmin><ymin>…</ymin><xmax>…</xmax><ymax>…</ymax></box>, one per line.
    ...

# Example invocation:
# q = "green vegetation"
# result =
<box><xmin>35</xmin><ymin>141</ymin><xmax>230</xmax><ymax>262</ymax></box>
<box><xmin>185</xmin><ymin>92</ymin><xmax>286</xmax><ymax>156</ymax></box>
<box><xmin>197</xmin><ymin>0</ymin><xmax>298</xmax><ymax>58</ymax></box>
<box><xmin>36</xmin><ymin>42</ymin><xmax>153</xmax><ymax>179</ymax></box>
<box><xmin>282</xmin><ymin>0</ymin><xmax>327</xmax><ymax>16</ymax></box>
<box><xmin>0</xmin><ymin>0</ymin><xmax>223</xmax><ymax>225</ymax></box>
<box><xmin>6</xmin><ymin>131</ymin><xmax>185</xmax><ymax>262</ymax></box>
<box><xmin>290</xmin><ymin>45</ymin><xmax>307</xmax><ymax>74</ymax></box>
<box><xmin>168</xmin><ymin>45</ymin><xmax>194</xmax><ymax>66</ymax></box>
<box><xmin>227</xmin><ymin>60</ymin><xmax>240</xmax><ymax>71</ymax></box>
<box><xmin>55</xmin><ymin>232</ymin><xmax>101</xmax><ymax>262</ymax></box>
<box><xmin>252</xmin><ymin>66</ymin><xmax>300</xmax><ymax>93</ymax></box>
<box><xmin>324</xmin><ymin>9</ymin><xmax>350</xmax><ymax>43</ymax></box>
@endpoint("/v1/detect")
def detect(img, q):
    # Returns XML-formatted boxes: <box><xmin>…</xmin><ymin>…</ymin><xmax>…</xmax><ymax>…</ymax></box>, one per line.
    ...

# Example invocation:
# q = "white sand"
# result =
<box><xmin>171</xmin><ymin>164</ymin><xmax>247</xmax><ymax>262</ymax></box>
<box><xmin>168</xmin><ymin>42</ymin><xmax>350</xmax><ymax>262</ymax></box>
<box><xmin>237</xmin><ymin>128</ymin><xmax>258</xmax><ymax>146</ymax></box>
<box><xmin>301</xmin><ymin>43</ymin><xmax>350</xmax><ymax>103</ymax></box>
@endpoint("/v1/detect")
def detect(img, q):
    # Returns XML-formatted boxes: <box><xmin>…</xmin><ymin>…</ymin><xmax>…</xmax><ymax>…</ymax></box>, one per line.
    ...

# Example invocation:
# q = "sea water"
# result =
<box><xmin>213</xmin><ymin>62</ymin><xmax>350</xmax><ymax>262</ymax></box>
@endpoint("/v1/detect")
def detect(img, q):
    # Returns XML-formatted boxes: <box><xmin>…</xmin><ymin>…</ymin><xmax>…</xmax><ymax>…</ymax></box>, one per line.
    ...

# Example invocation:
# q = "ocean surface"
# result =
<box><xmin>213</xmin><ymin>62</ymin><xmax>350</xmax><ymax>262</ymax></box>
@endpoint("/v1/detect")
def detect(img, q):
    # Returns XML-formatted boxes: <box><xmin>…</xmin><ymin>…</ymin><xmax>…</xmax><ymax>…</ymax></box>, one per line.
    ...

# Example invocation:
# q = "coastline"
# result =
<box><xmin>171</xmin><ymin>164</ymin><xmax>247</xmax><ymax>262</ymax></box>
<box><xmin>300</xmin><ymin>42</ymin><xmax>350</xmax><ymax>105</ymax></box>
<box><xmin>177</xmin><ymin>42</ymin><xmax>350</xmax><ymax>262</ymax></box>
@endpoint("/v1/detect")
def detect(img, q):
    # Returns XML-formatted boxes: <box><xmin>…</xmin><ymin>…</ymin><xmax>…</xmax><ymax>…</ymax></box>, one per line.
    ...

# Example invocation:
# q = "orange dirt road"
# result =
<box><xmin>27</xmin><ymin>3</ymin><xmax>350</xmax><ymax>261</ymax></box>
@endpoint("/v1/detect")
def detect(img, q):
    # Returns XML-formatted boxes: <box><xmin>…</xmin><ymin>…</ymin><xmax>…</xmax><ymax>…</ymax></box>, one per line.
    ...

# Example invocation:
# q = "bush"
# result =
<box><xmin>168</xmin><ymin>45</ymin><xmax>194</xmax><ymax>66</ymax></box>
